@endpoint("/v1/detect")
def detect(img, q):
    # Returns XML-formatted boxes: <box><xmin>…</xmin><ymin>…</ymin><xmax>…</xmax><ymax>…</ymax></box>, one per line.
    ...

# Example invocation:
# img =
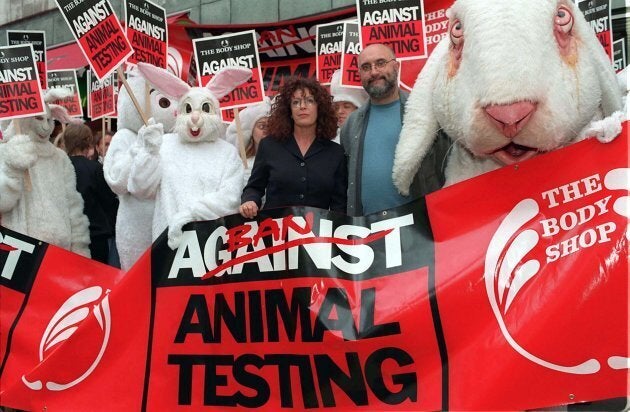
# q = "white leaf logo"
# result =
<box><xmin>484</xmin><ymin>199</ymin><xmax>600</xmax><ymax>374</ymax></box>
<box><xmin>22</xmin><ymin>286</ymin><xmax>112</xmax><ymax>391</ymax></box>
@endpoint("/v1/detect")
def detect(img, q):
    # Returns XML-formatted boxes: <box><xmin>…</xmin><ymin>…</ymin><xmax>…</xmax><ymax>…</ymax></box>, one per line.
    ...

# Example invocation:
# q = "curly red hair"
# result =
<box><xmin>267</xmin><ymin>77</ymin><xmax>337</xmax><ymax>141</ymax></box>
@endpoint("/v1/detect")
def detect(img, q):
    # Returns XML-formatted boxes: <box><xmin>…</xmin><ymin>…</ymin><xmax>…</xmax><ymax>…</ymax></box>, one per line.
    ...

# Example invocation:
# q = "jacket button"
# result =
<box><xmin>299</xmin><ymin>194</ymin><xmax>304</xmax><ymax>199</ymax></box>
<box><xmin>300</xmin><ymin>162</ymin><xmax>305</xmax><ymax>166</ymax></box>
<box><xmin>301</xmin><ymin>177</ymin><xmax>306</xmax><ymax>182</ymax></box>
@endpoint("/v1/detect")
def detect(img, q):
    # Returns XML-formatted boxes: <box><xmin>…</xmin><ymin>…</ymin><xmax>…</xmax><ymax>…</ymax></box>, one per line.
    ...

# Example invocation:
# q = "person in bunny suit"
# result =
<box><xmin>225</xmin><ymin>97</ymin><xmax>272</xmax><ymax>185</ymax></box>
<box><xmin>103</xmin><ymin>69</ymin><xmax>178</xmax><ymax>271</ymax></box>
<box><xmin>392</xmin><ymin>0</ymin><xmax>625</xmax><ymax>192</ymax></box>
<box><xmin>128</xmin><ymin>63</ymin><xmax>250</xmax><ymax>250</ymax></box>
<box><xmin>329</xmin><ymin>69</ymin><xmax>368</xmax><ymax>143</ymax></box>
<box><xmin>0</xmin><ymin>88</ymin><xmax>90</xmax><ymax>257</ymax></box>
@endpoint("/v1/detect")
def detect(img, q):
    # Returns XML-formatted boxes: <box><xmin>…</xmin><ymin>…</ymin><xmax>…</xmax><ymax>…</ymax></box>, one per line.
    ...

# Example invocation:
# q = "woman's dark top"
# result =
<box><xmin>241</xmin><ymin>135</ymin><xmax>347</xmax><ymax>212</ymax></box>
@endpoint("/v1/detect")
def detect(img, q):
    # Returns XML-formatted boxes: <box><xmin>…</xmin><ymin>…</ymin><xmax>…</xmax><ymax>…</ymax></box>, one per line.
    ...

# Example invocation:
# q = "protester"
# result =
<box><xmin>340</xmin><ymin>43</ymin><xmax>451</xmax><ymax>216</ymax></box>
<box><xmin>329</xmin><ymin>69</ymin><xmax>368</xmax><ymax>143</ymax></box>
<box><xmin>94</xmin><ymin>129</ymin><xmax>114</xmax><ymax>163</ymax></box>
<box><xmin>225</xmin><ymin>97</ymin><xmax>272</xmax><ymax>184</ymax></box>
<box><xmin>240</xmin><ymin>77</ymin><xmax>347</xmax><ymax>218</ymax></box>
<box><xmin>64</xmin><ymin>123</ymin><xmax>118</xmax><ymax>264</ymax></box>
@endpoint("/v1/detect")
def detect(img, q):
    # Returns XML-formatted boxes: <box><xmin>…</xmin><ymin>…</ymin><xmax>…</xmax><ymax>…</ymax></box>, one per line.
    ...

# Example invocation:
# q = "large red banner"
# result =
<box><xmin>1</xmin><ymin>126</ymin><xmax>628</xmax><ymax>410</ymax></box>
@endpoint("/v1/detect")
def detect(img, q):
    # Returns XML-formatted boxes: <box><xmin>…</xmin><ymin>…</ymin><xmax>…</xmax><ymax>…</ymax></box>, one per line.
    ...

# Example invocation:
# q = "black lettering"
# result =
<box><xmin>248</xmin><ymin>290</ymin><xmax>265</xmax><ymax>342</ymax></box>
<box><xmin>232</xmin><ymin>354</ymin><xmax>270</xmax><ymax>407</ymax></box>
<box><xmin>175</xmin><ymin>294</ymin><xmax>215</xmax><ymax>343</ymax></box>
<box><xmin>359</xmin><ymin>287</ymin><xmax>401</xmax><ymax>339</ymax></box>
<box><xmin>365</xmin><ymin>347</ymin><xmax>417</xmax><ymax>404</ymax></box>
<box><xmin>214</xmin><ymin>291</ymin><xmax>247</xmax><ymax>342</ymax></box>
<box><xmin>314</xmin><ymin>352</ymin><xmax>368</xmax><ymax>407</ymax></box>
<box><xmin>265</xmin><ymin>354</ymin><xmax>319</xmax><ymax>408</ymax></box>
<box><xmin>265</xmin><ymin>287</ymin><xmax>314</xmax><ymax>342</ymax></box>
<box><xmin>313</xmin><ymin>287</ymin><xmax>358</xmax><ymax>341</ymax></box>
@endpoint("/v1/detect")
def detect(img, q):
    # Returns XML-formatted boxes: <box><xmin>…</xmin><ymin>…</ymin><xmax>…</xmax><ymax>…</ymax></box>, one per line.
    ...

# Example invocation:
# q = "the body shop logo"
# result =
<box><xmin>484</xmin><ymin>168</ymin><xmax>629</xmax><ymax>374</ymax></box>
<box><xmin>22</xmin><ymin>286</ymin><xmax>112</xmax><ymax>391</ymax></box>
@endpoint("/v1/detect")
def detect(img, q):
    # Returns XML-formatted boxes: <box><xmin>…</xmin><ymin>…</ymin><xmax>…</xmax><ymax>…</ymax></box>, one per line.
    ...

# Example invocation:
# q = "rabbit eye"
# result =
<box><xmin>158</xmin><ymin>97</ymin><xmax>171</xmax><ymax>108</ymax></box>
<box><xmin>450</xmin><ymin>19</ymin><xmax>463</xmax><ymax>44</ymax></box>
<box><xmin>201</xmin><ymin>102</ymin><xmax>211</xmax><ymax>113</ymax></box>
<box><xmin>185</xmin><ymin>103</ymin><xmax>192</xmax><ymax>114</ymax></box>
<box><xmin>555</xmin><ymin>6</ymin><xmax>573</xmax><ymax>33</ymax></box>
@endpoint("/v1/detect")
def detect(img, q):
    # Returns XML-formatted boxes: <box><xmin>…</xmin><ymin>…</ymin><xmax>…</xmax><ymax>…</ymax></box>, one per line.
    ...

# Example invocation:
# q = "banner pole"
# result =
<box><xmin>234</xmin><ymin>107</ymin><xmax>247</xmax><ymax>168</ymax></box>
<box><xmin>101</xmin><ymin>117</ymin><xmax>106</xmax><ymax>158</ymax></box>
<box><xmin>14</xmin><ymin>119</ymin><xmax>32</xmax><ymax>192</ymax></box>
<box><xmin>117</xmin><ymin>66</ymin><xmax>149</xmax><ymax>126</ymax></box>
<box><xmin>145</xmin><ymin>82</ymin><xmax>152</xmax><ymax>119</ymax></box>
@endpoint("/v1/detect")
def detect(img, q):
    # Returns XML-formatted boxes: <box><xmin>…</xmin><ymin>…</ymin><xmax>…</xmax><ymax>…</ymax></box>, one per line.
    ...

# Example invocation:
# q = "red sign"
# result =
<box><xmin>125</xmin><ymin>0</ymin><xmax>168</xmax><ymax>68</ymax></box>
<box><xmin>0</xmin><ymin>45</ymin><xmax>46</xmax><ymax>120</ymax></box>
<box><xmin>316</xmin><ymin>21</ymin><xmax>344</xmax><ymax>85</ymax></box>
<box><xmin>357</xmin><ymin>0</ymin><xmax>427</xmax><ymax>60</ymax></box>
<box><xmin>47</xmin><ymin>69</ymin><xmax>83</xmax><ymax>117</ymax></box>
<box><xmin>55</xmin><ymin>0</ymin><xmax>134</xmax><ymax>80</ymax></box>
<box><xmin>193</xmin><ymin>30</ymin><xmax>264</xmax><ymax>111</ymax></box>
<box><xmin>88</xmin><ymin>71</ymin><xmax>115</xmax><ymax>120</ymax></box>
<box><xmin>577</xmin><ymin>0</ymin><xmax>613</xmax><ymax>62</ymax></box>
<box><xmin>6</xmin><ymin>30</ymin><xmax>47</xmax><ymax>90</ymax></box>
<box><xmin>340</xmin><ymin>22</ymin><xmax>362</xmax><ymax>88</ymax></box>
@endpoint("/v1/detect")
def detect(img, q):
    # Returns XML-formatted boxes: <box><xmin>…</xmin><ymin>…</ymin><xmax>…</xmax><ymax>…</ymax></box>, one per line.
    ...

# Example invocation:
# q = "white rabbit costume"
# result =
<box><xmin>0</xmin><ymin>89</ymin><xmax>90</xmax><ymax>257</ymax></box>
<box><xmin>103</xmin><ymin>70</ymin><xmax>177</xmax><ymax>270</ymax></box>
<box><xmin>130</xmin><ymin>63</ymin><xmax>250</xmax><ymax>249</ymax></box>
<box><xmin>393</xmin><ymin>0</ymin><xmax>625</xmax><ymax>192</ymax></box>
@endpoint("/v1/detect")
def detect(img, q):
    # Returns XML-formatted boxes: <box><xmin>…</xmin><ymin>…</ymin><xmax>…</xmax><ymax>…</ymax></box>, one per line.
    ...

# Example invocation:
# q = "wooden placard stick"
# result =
<box><xmin>117</xmin><ymin>66</ymin><xmax>149</xmax><ymax>126</ymax></box>
<box><xmin>234</xmin><ymin>107</ymin><xmax>247</xmax><ymax>168</ymax></box>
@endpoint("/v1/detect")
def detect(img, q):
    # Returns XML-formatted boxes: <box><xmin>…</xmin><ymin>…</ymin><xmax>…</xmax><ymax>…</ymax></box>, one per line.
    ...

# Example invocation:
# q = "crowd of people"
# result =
<box><xmin>0</xmin><ymin>42</ymin><xmax>450</xmax><ymax>270</ymax></box>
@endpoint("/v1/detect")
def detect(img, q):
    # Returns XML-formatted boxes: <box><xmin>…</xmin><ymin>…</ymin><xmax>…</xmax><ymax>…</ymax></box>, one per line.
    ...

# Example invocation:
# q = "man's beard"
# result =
<box><xmin>364</xmin><ymin>73</ymin><xmax>397</xmax><ymax>99</ymax></box>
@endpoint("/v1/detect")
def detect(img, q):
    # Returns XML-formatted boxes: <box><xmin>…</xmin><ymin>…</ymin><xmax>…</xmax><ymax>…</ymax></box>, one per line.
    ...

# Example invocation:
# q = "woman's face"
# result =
<box><xmin>290</xmin><ymin>89</ymin><xmax>318</xmax><ymax>129</ymax></box>
<box><xmin>252</xmin><ymin>117</ymin><xmax>269</xmax><ymax>146</ymax></box>
<box><xmin>334</xmin><ymin>101</ymin><xmax>358</xmax><ymax>127</ymax></box>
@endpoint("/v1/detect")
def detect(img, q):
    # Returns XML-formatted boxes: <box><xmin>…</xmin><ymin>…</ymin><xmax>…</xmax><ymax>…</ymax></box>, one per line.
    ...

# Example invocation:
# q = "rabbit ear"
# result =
<box><xmin>393</xmin><ymin>39</ymin><xmax>450</xmax><ymax>196</ymax></box>
<box><xmin>49</xmin><ymin>104</ymin><xmax>81</xmax><ymax>124</ymax></box>
<box><xmin>206</xmin><ymin>67</ymin><xmax>252</xmax><ymax>100</ymax></box>
<box><xmin>590</xmin><ymin>41</ymin><xmax>623</xmax><ymax>116</ymax></box>
<box><xmin>137</xmin><ymin>62</ymin><xmax>190</xmax><ymax>100</ymax></box>
<box><xmin>44</xmin><ymin>87</ymin><xmax>74</xmax><ymax>103</ymax></box>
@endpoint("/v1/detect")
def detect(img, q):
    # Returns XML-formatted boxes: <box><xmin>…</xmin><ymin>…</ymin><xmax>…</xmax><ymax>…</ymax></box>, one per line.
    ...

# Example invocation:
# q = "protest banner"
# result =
<box><xmin>0</xmin><ymin>44</ymin><xmax>45</xmax><ymax>120</ymax></box>
<box><xmin>1</xmin><ymin>124</ymin><xmax>628</xmax><ymax>411</ymax></box>
<box><xmin>193</xmin><ymin>30</ymin><xmax>263</xmax><ymax>110</ymax></box>
<box><xmin>315</xmin><ymin>22</ymin><xmax>344</xmax><ymax>85</ymax></box>
<box><xmin>55</xmin><ymin>0</ymin><xmax>134</xmax><ymax>80</ymax></box>
<box><xmin>577</xmin><ymin>0</ymin><xmax>613</xmax><ymax>61</ymax></box>
<box><xmin>6</xmin><ymin>30</ymin><xmax>47</xmax><ymax>90</ymax></box>
<box><xmin>125</xmin><ymin>0</ymin><xmax>168</xmax><ymax>68</ymax></box>
<box><xmin>613</xmin><ymin>38</ymin><xmax>626</xmax><ymax>72</ymax></box>
<box><xmin>47</xmin><ymin>69</ymin><xmax>83</xmax><ymax>118</ymax></box>
<box><xmin>340</xmin><ymin>21</ymin><xmax>363</xmax><ymax>88</ymax></box>
<box><xmin>356</xmin><ymin>0</ymin><xmax>427</xmax><ymax>60</ymax></box>
<box><xmin>88</xmin><ymin>70</ymin><xmax>115</xmax><ymax>120</ymax></box>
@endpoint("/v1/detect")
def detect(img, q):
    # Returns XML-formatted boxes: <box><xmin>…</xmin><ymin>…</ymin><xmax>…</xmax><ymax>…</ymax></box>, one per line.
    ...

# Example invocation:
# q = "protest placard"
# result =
<box><xmin>340</xmin><ymin>21</ymin><xmax>363</xmax><ymax>87</ymax></box>
<box><xmin>88</xmin><ymin>70</ymin><xmax>115</xmax><ymax>120</ymax></box>
<box><xmin>193</xmin><ymin>30</ymin><xmax>263</xmax><ymax>110</ymax></box>
<box><xmin>47</xmin><ymin>69</ymin><xmax>83</xmax><ymax>118</ymax></box>
<box><xmin>357</xmin><ymin>0</ymin><xmax>427</xmax><ymax>60</ymax></box>
<box><xmin>0</xmin><ymin>44</ymin><xmax>45</xmax><ymax>120</ymax></box>
<box><xmin>613</xmin><ymin>38</ymin><xmax>626</xmax><ymax>72</ymax></box>
<box><xmin>577</xmin><ymin>0</ymin><xmax>613</xmax><ymax>61</ymax></box>
<box><xmin>125</xmin><ymin>0</ymin><xmax>168</xmax><ymax>68</ymax></box>
<box><xmin>6</xmin><ymin>30</ymin><xmax>47</xmax><ymax>90</ymax></box>
<box><xmin>55</xmin><ymin>0</ymin><xmax>134</xmax><ymax>80</ymax></box>
<box><xmin>316</xmin><ymin>22</ymin><xmax>344</xmax><ymax>85</ymax></box>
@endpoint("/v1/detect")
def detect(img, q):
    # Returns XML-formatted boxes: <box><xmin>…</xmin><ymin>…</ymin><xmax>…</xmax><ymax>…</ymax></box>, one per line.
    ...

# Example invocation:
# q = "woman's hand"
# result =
<box><xmin>239</xmin><ymin>201</ymin><xmax>259</xmax><ymax>218</ymax></box>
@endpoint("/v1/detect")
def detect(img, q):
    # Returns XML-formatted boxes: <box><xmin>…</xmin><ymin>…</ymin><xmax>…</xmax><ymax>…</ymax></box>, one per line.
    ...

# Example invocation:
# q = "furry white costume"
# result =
<box><xmin>129</xmin><ymin>63</ymin><xmax>250</xmax><ymax>249</ymax></box>
<box><xmin>0</xmin><ymin>90</ymin><xmax>90</xmax><ymax>256</ymax></box>
<box><xmin>103</xmin><ymin>70</ymin><xmax>177</xmax><ymax>270</ymax></box>
<box><xmin>393</xmin><ymin>0</ymin><xmax>625</xmax><ymax>192</ymax></box>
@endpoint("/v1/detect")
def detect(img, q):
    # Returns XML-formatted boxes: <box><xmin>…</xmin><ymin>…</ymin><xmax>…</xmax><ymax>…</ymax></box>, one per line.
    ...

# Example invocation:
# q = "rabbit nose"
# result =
<box><xmin>191</xmin><ymin>111</ymin><xmax>200</xmax><ymax>124</ymax></box>
<box><xmin>484</xmin><ymin>101</ymin><xmax>536</xmax><ymax>138</ymax></box>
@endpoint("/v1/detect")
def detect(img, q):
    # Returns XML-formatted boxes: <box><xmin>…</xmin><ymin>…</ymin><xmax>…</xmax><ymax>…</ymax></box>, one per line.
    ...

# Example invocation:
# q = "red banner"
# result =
<box><xmin>48</xmin><ymin>69</ymin><xmax>83</xmax><ymax>117</ymax></box>
<box><xmin>1</xmin><ymin>126</ymin><xmax>628</xmax><ymax>410</ymax></box>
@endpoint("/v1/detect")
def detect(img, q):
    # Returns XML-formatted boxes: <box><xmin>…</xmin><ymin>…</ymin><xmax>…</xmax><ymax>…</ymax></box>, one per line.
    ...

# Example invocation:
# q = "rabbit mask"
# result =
<box><xmin>393</xmin><ymin>0</ymin><xmax>623</xmax><ymax>193</ymax></box>
<box><xmin>117</xmin><ymin>68</ymin><xmax>178</xmax><ymax>134</ymax></box>
<box><xmin>137</xmin><ymin>62</ymin><xmax>252</xmax><ymax>143</ymax></box>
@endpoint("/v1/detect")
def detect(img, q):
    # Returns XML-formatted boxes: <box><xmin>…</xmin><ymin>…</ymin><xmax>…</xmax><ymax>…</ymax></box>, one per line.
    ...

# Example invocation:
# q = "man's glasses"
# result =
<box><xmin>291</xmin><ymin>96</ymin><xmax>317</xmax><ymax>108</ymax></box>
<box><xmin>359</xmin><ymin>58</ymin><xmax>396</xmax><ymax>73</ymax></box>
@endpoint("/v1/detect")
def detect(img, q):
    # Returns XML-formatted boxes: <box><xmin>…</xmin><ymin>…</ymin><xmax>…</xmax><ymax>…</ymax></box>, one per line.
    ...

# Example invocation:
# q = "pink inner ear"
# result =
<box><xmin>137</xmin><ymin>63</ymin><xmax>190</xmax><ymax>100</ymax></box>
<box><xmin>50</xmin><ymin>104</ymin><xmax>74</xmax><ymax>124</ymax></box>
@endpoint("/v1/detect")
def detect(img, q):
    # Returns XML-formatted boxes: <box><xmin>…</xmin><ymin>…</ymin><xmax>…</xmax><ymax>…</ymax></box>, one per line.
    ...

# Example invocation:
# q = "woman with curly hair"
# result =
<box><xmin>240</xmin><ymin>77</ymin><xmax>347</xmax><ymax>217</ymax></box>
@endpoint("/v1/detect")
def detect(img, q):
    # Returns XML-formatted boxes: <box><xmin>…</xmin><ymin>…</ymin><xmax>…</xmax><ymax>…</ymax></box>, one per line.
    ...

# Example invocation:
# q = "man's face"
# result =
<box><xmin>358</xmin><ymin>45</ymin><xmax>399</xmax><ymax>100</ymax></box>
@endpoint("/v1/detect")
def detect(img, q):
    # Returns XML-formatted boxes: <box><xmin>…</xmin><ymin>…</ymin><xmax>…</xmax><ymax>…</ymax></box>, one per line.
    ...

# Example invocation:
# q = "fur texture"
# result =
<box><xmin>0</xmin><ymin>93</ymin><xmax>90</xmax><ymax>256</ymax></box>
<box><xmin>103</xmin><ymin>71</ymin><xmax>178</xmax><ymax>270</ymax></box>
<box><xmin>130</xmin><ymin>64</ymin><xmax>250</xmax><ymax>249</ymax></box>
<box><xmin>393</xmin><ymin>0</ymin><xmax>624</xmax><ymax>193</ymax></box>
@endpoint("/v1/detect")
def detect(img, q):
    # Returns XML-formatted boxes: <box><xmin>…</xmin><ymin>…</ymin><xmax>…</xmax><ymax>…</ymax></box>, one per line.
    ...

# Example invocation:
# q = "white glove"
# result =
<box><xmin>138</xmin><ymin>118</ymin><xmax>164</xmax><ymax>153</ymax></box>
<box><xmin>4</xmin><ymin>134</ymin><xmax>37</xmax><ymax>170</ymax></box>
<box><xmin>167</xmin><ymin>210</ymin><xmax>193</xmax><ymax>250</ymax></box>
<box><xmin>579</xmin><ymin>111</ymin><xmax>624</xmax><ymax>143</ymax></box>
